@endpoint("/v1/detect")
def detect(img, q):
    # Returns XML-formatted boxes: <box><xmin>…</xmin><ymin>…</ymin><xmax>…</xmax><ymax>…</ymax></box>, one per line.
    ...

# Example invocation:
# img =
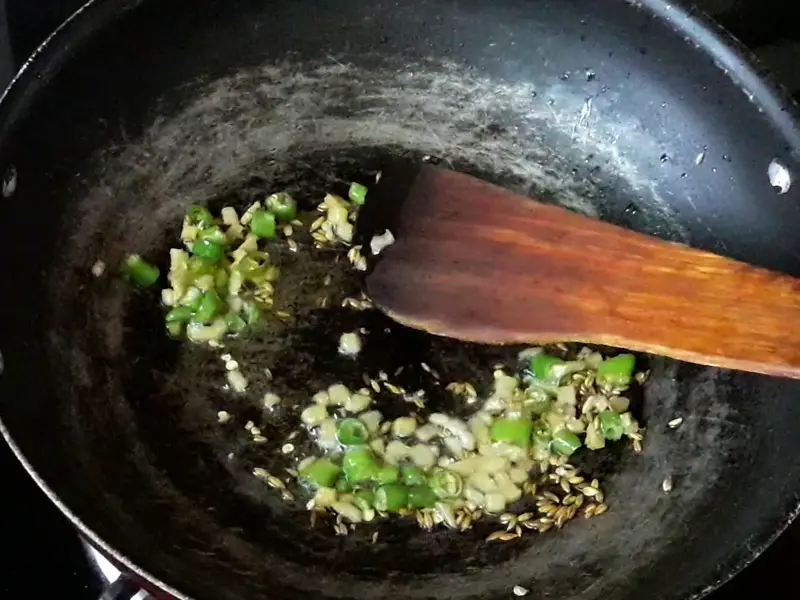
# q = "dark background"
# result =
<box><xmin>0</xmin><ymin>0</ymin><xmax>799</xmax><ymax>598</ymax></box>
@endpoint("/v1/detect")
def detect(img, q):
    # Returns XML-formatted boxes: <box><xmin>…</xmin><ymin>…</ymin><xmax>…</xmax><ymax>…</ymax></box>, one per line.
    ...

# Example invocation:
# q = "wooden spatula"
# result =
<box><xmin>361</xmin><ymin>163</ymin><xmax>800</xmax><ymax>379</ymax></box>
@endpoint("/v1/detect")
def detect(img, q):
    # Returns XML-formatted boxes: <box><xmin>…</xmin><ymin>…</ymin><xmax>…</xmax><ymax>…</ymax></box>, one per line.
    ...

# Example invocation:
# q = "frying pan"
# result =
<box><xmin>2</xmin><ymin>0</ymin><xmax>800</xmax><ymax>599</ymax></box>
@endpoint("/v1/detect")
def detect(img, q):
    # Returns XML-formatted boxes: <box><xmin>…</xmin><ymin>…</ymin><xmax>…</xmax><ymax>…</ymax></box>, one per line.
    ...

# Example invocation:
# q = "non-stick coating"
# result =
<box><xmin>2</xmin><ymin>1</ymin><xmax>800</xmax><ymax>599</ymax></box>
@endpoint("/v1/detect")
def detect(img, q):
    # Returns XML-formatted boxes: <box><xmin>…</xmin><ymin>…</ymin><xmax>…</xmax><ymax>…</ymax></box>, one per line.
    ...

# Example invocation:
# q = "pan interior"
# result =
<box><xmin>29</xmin><ymin>58</ymin><xmax>761</xmax><ymax>600</ymax></box>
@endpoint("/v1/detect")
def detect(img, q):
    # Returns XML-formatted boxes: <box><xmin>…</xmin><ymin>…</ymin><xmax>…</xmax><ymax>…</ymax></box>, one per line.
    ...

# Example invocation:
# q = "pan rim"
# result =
<box><xmin>0</xmin><ymin>0</ymin><xmax>799</xmax><ymax>598</ymax></box>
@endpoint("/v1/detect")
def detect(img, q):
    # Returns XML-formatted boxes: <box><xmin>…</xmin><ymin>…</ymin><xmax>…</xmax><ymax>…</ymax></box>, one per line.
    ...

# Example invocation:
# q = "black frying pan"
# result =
<box><xmin>2</xmin><ymin>1</ymin><xmax>800</xmax><ymax>599</ymax></box>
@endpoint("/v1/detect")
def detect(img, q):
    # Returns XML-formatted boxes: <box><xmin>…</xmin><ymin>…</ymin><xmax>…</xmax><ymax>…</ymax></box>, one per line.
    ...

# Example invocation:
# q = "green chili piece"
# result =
<box><xmin>343</xmin><ymin>448</ymin><xmax>379</xmax><ymax>483</ymax></box>
<box><xmin>490</xmin><ymin>418</ymin><xmax>533</xmax><ymax>448</ymax></box>
<box><xmin>429</xmin><ymin>468</ymin><xmax>463</xmax><ymax>498</ymax></box>
<box><xmin>551</xmin><ymin>428</ymin><xmax>582</xmax><ymax>456</ymax></box>
<box><xmin>337</xmin><ymin>418</ymin><xmax>370</xmax><ymax>446</ymax></box>
<box><xmin>242</xmin><ymin>302</ymin><xmax>261</xmax><ymax>326</ymax></box>
<box><xmin>374</xmin><ymin>483</ymin><xmax>408</xmax><ymax>512</ymax></box>
<box><xmin>526</xmin><ymin>389</ymin><xmax>552</xmax><ymax>415</ymax></box>
<box><xmin>597</xmin><ymin>354</ymin><xmax>636</xmax><ymax>387</ymax></box>
<box><xmin>165</xmin><ymin>321</ymin><xmax>183</xmax><ymax>338</ymax></box>
<box><xmin>235</xmin><ymin>256</ymin><xmax>262</xmax><ymax>280</ymax></box>
<box><xmin>531</xmin><ymin>353</ymin><xmax>564</xmax><ymax>381</ymax></box>
<box><xmin>400</xmin><ymin>466</ymin><xmax>427</xmax><ymax>486</ymax></box>
<box><xmin>191</xmin><ymin>239</ymin><xmax>224</xmax><ymax>263</ymax></box>
<box><xmin>187</xmin><ymin>205</ymin><xmax>213</xmax><ymax>228</ymax></box>
<box><xmin>181</xmin><ymin>286</ymin><xmax>203</xmax><ymax>310</ymax></box>
<box><xmin>165</xmin><ymin>305</ymin><xmax>193</xmax><ymax>323</ymax></box>
<box><xmin>599</xmin><ymin>410</ymin><xmax>624</xmax><ymax>441</ymax></box>
<box><xmin>225</xmin><ymin>312</ymin><xmax>247</xmax><ymax>333</ymax></box>
<box><xmin>124</xmin><ymin>254</ymin><xmax>160</xmax><ymax>287</ymax></box>
<box><xmin>196</xmin><ymin>226</ymin><xmax>227</xmax><ymax>246</ymax></box>
<box><xmin>353</xmin><ymin>489</ymin><xmax>374</xmax><ymax>513</ymax></box>
<box><xmin>354</xmin><ymin>488</ymin><xmax>375</xmax><ymax>507</ymax></box>
<box><xmin>265</xmin><ymin>192</ymin><xmax>297</xmax><ymax>222</ymax></box>
<box><xmin>187</xmin><ymin>255</ymin><xmax>214</xmax><ymax>278</ymax></box>
<box><xmin>374</xmin><ymin>464</ymin><xmax>400</xmax><ymax>485</ymax></box>
<box><xmin>214</xmin><ymin>267</ymin><xmax>229</xmax><ymax>289</ymax></box>
<box><xmin>407</xmin><ymin>485</ymin><xmax>437</xmax><ymax>509</ymax></box>
<box><xmin>193</xmin><ymin>291</ymin><xmax>221</xmax><ymax>324</ymax></box>
<box><xmin>300</xmin><ymin>458</ymin><xmax>341</xmax><ymax>488</ymax></box>
<box><xmin>348</xmin><ymin>182</ymin><xmax>368</xmax><ymax>205</ymax></box>
<box><xmin>249</xmin><ymin>210</ymin><xmax>277</xmax><ymax>238</ymax></box>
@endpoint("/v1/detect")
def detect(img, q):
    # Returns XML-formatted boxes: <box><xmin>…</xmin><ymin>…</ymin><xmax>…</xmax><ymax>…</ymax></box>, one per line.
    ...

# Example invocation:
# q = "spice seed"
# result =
<box><xmin>266</xmin><ymin>476</ymin><xmax>286</xmax><ymax>490</ymax></box>
<box><xmin>668</xmin><ymin>417</ymin><xmax>683</xmax><ymax>429</ymax></box>
<box><xmin>499</xmin><ymin>512</ymin><xmax>516</xmax><ymax>523</ymax></box>
<box><xmin>486</xmin><ymin>531</ymin><xmax>508</xmax><ymax>542</ymax></box>
<box><xmin>662</xmin><ymin>476</ymin><xmax>673</xmax><ymax>493</ymax></box>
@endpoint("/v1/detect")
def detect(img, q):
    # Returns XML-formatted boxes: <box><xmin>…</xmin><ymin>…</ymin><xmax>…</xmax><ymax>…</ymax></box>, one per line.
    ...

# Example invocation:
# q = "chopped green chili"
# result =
<box><xmin>343</xmin><ymin>448</ymin><xmax>379</xmax><ymax>483</ymax></box>
<box><xmin>193</xmin><ymin>291</ymin><xmax>222</xmax><ymax>324</ymax></box>
<box><xmin>196</xmin><ymin>226</ymin><xmax>227</xmax><ymax>246</ymax></box>
<box><xmin>407</xmin><ymin>485</ymin><xmax>438</xmax><ymax>509</ymax></box>
<box><xmin>429</xmin><ymin>468</ymin><xmax>463</xmax><ymax>498</ymax></box>
<box><xmin>490</xmin><ymin>418</ymin><xmax>533</xmax><ymax>448</ymax></box>
<box><xmin>335</xmin><ymin>478</ymin><xmax>352</xmax><ymax>493</ymax></box>
<box><xmin>225</xmin><ymin>312</ymin><xmax>247</xmax><ymax>333</ymax></box>
<box><xmin>337</xmin><ymin>418</ymin><xmax>370</xmax><ymax>446</ymax></box>
<box><xmin>526</xmin><ymin>390</ymin><xmax>552</xmax><ymax>415</ymax></box>
<box><xmin>242</xmin><ymin>302</ymin><xmax>261</xmax><ymax>326</ymax></box>
<box><xmin>300</xmin><ymin>458</ymin><xmax>341</xmax><ymax>488</ymax></box>
<box><xmin>187</xmin><ymin>255</ymin><xmax>215</xmax><ymax>278</ymax></box>
<box><xmin>354</xmin><ymin>488</ymin><xmax>375</xmax><ymax>512</ymax></box>
<box><xmin>348</xmin><ymin>182</ymin><xmax>368</xmax><ymax>205</ymax></box>
<box><xmin>374</xmin><ymin>464</ymin><xmax>400</xmax><ymax>485</ymax></box>
<box><xmin>551</xmin><ymin>429</ymin><xmax>582</xmax><ymax>456</ymax></box>
<box><xmin>374</xmin><ymin>483</ymin><xmax>408</xmax><ymax>512</ymax></box>
<box><xmin>265</xmin><ymin>192</ymin><xmax>297</xmax><ymax>222</ymax></box>
<box><xmin>355</xmin><ymin>488</ymin><xmax>375</xmax><ymax>507</ymax></box>
<box><xmin>249</xmin><ymin>210</ymin><xmax>277</xmax><ymax>239</ymax></box>
<box><xmin>531</xmin><ymin>353</ymin><xmax>564</xmax><ymax>381</ymax></box>
<box><xmin>191</xmin><ymin>239</ymin><xmax>224</xmax><ymax>263</ymax></box>
<box><xmin>597</xmin><ymin>354</ymin><xmax>636</xmax><ymax>387</ymax></box>
<box><xmin>124</xmin><ymin>254</ymin><xmax>160</xmax><ymax>287</ymax></box>
<box><xmin>165</xmin><ymin>305</ymin><xmax>193</xmax><ymax>323</ymax></box>
<box><xmin>599</xmin><ymin>410</ymin><xmax>624</xmax><ymax>441</ymax></box>
<box><xmin>400</xmin><ymin>466</ymin><xmax>427</xmax><ymax>486</ymax></box>
<box><xmin>214</xmin><ymin>268</ymin><xmax>229</xmax><ymax>289</ymax></box>
<box><xmin>166</xmin><ymin>321</ymin><xmax>183</xmax><ymax>338</ymax></box>
<box><xmin>187</xmin><ymin>205</ymin><xmax>213</xmax><ymax>228</ymax></box>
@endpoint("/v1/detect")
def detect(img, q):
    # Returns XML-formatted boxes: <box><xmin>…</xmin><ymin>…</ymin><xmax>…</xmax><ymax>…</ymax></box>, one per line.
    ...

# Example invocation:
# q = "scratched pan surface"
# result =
<box><xmin>2</xmin><ymin>0</ymin><xmax>800</xmax><ymax>599</ymax></box>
